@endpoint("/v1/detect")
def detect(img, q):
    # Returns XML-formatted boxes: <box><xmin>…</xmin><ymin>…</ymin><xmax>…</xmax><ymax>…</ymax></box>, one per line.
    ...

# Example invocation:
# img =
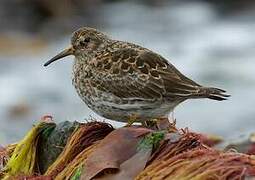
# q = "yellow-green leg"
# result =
<box><xmin>126</xmin><ymin>114</ymin><xmax>139</xmax><ymax>126</ymax></box>
<box><xmin>142</xmin><ymin>117</ymin><xmax>175</xmax><ymax>130</ymax></box>
<box><xmin>141</xmin><ymin>119</ymin><xmax>158</xmax><ymax>128</ymax></box>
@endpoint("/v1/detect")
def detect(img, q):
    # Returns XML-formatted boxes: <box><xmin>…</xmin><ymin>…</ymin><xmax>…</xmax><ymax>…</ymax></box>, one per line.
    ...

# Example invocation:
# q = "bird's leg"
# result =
<box><xmin>141</xmin><ymin>121</ymin><xmax>147</xmax><ymax>127</ymax></box>
<box><xmin>140</xmin><ymin>119</ymin><xmax>158</xmax><ymax>130</ymax></box>
<box><xmin>169</xmin><ymin>111</ymin><xmax>175</xmax><ymax>122</ymax></box>
<box><xmin>126</xmin><ymin>114</ymin><xmax>139</xmax><ymax>126</ymax></box>
<box><xmin>155</xmin><ymin>113</ymin><xmax>177</xmax><ymax>131</ymax></box>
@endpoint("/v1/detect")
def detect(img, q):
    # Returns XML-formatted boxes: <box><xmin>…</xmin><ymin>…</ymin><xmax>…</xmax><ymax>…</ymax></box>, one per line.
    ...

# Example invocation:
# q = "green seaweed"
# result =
<box><xmin>2</xmin><ymin>121</ymin><xmax>56</xmax><ymax>179</ymax></box>
<box><xmin>70</xmin><ymin>165</ymin><xmax>83</xmax><ymax>180</ymax></box>
<box><xmin>137</xmin><ymin>131</ymin><xmax>165</xmax><ymax>151</ymax></box>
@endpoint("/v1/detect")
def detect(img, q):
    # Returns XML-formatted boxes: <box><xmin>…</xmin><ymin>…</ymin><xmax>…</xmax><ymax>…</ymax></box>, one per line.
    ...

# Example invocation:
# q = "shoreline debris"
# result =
<box><xmin>0</xmin><ymin>116</ymin><xmax>255</xmax><ymax>180</ymax></box>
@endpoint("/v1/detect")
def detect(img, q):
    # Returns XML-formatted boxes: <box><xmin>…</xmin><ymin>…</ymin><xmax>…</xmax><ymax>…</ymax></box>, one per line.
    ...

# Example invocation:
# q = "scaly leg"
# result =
<box><xmin>142</xmin><ymin>119</ymin><xmax>158</xmax><ymax>128</ymax></box>
<box><xmin>169</xmin><ymin>110</ymin><xmax>175</xmax><ymax>122</ymax></box>
<box><xmin>126</xmin><ymin>114</ymin><xmax>139</xmax><ymax>126</ymax></box>
<box><xmin>155</xmin><ymin>113</ymin><xmax>177</xmax><ymax>131</ymax></box>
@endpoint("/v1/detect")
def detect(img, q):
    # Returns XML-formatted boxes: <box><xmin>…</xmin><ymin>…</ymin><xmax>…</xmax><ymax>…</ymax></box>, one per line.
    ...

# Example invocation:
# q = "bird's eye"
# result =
<box><xmin>79</xmin><ymin>38</ymin><xmax>90</xmax><ymax>46</ymax></box>
<box><xmin>84</xmin><ymin>38</ymin><xmax>90</xmax><ymax>43</ymax></box>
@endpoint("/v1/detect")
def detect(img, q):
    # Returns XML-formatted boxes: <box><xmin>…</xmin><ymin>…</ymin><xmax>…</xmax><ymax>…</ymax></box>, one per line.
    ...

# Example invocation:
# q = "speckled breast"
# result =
<box><xmin>72</xmin><ymin>59</ymin><xmax>96</xmax><ymax>109</ymax></box>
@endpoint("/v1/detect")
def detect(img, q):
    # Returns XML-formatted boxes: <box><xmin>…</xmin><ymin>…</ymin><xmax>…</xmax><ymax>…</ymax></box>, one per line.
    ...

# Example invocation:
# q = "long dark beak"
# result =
<box><xmin>44</xmin><ymin>46</ymin><xmax>74</xmax><ymax>67</ymax></box>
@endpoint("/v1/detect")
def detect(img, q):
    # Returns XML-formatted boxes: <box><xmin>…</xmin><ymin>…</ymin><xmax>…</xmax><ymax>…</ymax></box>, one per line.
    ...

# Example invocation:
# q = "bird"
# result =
<box><xmin>44</xmin><ymin>27</ymin><xmax>230</xmax><ymax>125</ymax></box>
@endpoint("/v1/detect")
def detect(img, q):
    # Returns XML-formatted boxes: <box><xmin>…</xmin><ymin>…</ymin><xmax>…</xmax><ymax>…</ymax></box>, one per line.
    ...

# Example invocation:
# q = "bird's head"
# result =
<box><xmin>44</xmin><ymin>27</ymin><xmax>109</xmax><ymax>67</ymax></box>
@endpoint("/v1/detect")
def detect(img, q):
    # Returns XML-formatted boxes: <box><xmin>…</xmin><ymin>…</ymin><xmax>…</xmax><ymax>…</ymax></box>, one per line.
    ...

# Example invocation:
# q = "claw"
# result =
<box><xmin>126</xmin><ymin>114</ymin><xmax>139</xmax><ymax>126</ymax></box>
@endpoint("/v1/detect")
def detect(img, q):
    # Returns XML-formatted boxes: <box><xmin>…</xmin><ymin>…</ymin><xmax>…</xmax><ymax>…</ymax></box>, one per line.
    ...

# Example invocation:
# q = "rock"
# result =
<box><xmin>37</xmin><ymin>121</ymin><xmax>79</xmax><ymax>174</ymax></box>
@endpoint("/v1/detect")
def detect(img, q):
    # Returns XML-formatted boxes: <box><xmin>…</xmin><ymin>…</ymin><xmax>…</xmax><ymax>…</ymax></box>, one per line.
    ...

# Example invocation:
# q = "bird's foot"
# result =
<box><xmin>142</xmin><ymin>119</ymin><xmax>158</xmax><ymax>128</ymax></box>
<box><xmin>141</xmin><ymin>117</ymin><xmax>177</xmax><ymax>131</ymax></box>
<box><xmin>156</xmin><ymin>117</ymin><xmax>177</xmax><ymax>132</ymax></box>
<box><xmin>125</xmin><ymin>114</ymin><xmax>139</xmax><ymax>127</ymax></box>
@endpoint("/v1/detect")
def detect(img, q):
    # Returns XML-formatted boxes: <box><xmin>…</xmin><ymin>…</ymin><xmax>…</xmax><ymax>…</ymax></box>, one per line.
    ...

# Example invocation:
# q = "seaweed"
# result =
<box><xmin>37</xmin><ymin>121</ymin><xmax>79</xmax><ymax>173</ymax></box>
<box><xmin>2</xmin><ymin>121</ymin><xmax>55</xmax><ymax>179</ymax></box>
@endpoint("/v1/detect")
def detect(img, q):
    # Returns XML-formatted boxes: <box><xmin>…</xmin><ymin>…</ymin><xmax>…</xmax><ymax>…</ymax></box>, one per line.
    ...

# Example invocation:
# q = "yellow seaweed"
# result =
<box><xmin>2</xmin><ymin>121</ymin><xmax>55</xmax><ymax>179</ymax></box>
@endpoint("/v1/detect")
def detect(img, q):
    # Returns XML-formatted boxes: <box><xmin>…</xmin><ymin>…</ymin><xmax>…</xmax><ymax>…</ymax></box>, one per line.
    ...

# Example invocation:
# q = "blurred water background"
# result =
<box><xmin>0</xmin><ymin>0</ymin><xmax>255</xmax><ymax>145</ymax></box>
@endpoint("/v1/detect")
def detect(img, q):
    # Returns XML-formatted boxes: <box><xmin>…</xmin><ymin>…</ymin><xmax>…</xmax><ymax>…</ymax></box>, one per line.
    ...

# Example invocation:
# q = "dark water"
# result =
<box><xmin>1</xmin><ymin>1</ymin><xmax>255</xmax><ymax>144</ymax></box>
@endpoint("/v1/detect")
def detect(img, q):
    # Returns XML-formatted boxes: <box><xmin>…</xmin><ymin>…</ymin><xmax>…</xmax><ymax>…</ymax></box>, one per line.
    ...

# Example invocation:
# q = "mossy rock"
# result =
<box><xmin>37</xmin><ymin>121</ymin><xmax>80</xmax><ymax>173</ymax></box>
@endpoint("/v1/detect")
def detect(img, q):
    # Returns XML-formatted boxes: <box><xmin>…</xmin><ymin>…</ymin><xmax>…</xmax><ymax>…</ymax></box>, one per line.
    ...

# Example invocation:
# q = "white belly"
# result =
<box><xmin>91</xmin><ymin>99</ymin><xmax>178</xmax><ymax>122</ymax></box>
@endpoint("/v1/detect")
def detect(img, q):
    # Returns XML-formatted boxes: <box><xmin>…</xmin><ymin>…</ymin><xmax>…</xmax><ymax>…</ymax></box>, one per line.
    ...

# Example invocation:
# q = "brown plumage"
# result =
<box><xmin>44</xmin><ymin>27</ymin><xmax>230</xmax><ymax>123</ymax></box>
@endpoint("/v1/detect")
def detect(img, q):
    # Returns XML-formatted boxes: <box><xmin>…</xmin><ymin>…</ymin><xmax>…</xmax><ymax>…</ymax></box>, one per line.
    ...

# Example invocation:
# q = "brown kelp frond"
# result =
<box><xmin>0</xmin><ymin>147</ymin><xmax>8</xmax><ymax>178</ymax></box>
<box><xmin>56</xmin><ymin>143</ymin><xmax>98</xmax><ymax>180</ymax></box>
<box><xmin>1</xmin><ymin>143</ymin><xmax>17</xmax><ymax>178</ymax></box>
<box><xmin>45</xmin><ymin>121</ymin><xmax>114</xmax><ymax>178</ymax></box>
<box><xmin>2</xmin><ymin>121</ymin><xmax>56</xmax><ymax>179</ymax></box>
<box><xmin>147</xmin><ymin>130</ymin><xmax>203</xmax><ymax>165</ymax></box>
<box><xmin>13</xmin><ymin>175</ymin><xmax>52</xmax><ymax>180</ymax></box>
<box><xmin>136</xmin><ymin>147</ymin><xmax>255</xmax><ymax>180</ymax></box>
<box><xmin>2</xmin><ymin>119</ymin><xmax>255</xmax><ymax>179</ymax></box>
<box><xmin>80</xmin><ymin>127</ymin><xmax>151</xmax><ymax>179</ymax></box>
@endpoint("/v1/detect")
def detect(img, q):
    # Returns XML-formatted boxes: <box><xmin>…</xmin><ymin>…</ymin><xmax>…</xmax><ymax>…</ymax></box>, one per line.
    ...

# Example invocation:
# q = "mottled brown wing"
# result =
<box><xmin>91</xmin><ymin>48</ymin><xmax>201</xmax><ymax>101</ymax></box>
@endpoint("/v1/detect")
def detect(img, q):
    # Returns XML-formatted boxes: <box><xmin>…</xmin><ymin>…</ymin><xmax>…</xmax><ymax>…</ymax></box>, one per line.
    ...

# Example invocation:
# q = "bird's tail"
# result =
<box><xmin>195</xmin><ymin>87</ymin><xmax>230</xmax><ymax>101</ymax></box>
